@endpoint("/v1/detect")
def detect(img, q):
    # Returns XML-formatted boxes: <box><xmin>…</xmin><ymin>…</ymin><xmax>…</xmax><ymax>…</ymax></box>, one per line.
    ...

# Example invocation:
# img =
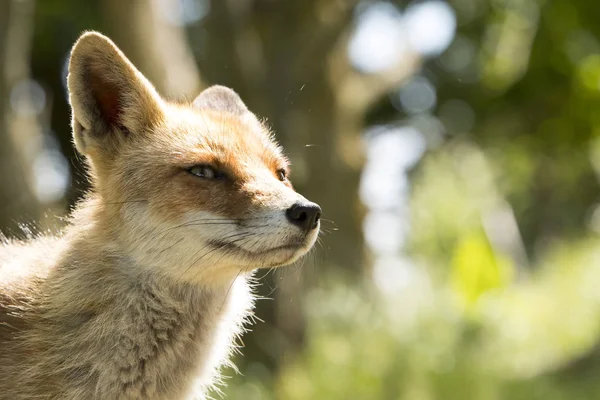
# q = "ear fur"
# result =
<box><xmin>193</xmin><ymin>85</ymin><xmax>248</xmax><ymax>115</ymax></box>
<box><xmin>67</xmin><ymin>31</ymin><xmax>164</xmax><ymax>155</ymax></box>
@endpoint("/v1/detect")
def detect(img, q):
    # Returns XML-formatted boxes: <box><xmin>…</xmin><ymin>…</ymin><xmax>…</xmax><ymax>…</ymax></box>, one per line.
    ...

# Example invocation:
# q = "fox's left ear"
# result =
<box><xmin>67</xmin><ymin>31</ymin><xmax>164</xmax><ymax>156</ymax></box>
<box><xmin>193</xmin><ymin>85</ymin><xmax>248</xmax><ymax>115</ymax></box>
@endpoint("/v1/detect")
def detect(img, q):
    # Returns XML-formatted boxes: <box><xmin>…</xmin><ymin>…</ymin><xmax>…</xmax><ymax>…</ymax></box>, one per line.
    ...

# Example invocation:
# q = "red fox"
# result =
<box><xmin>0</xmin><ymin>32</ymin><xmax>320</xmax><ymax>399</ymax></box>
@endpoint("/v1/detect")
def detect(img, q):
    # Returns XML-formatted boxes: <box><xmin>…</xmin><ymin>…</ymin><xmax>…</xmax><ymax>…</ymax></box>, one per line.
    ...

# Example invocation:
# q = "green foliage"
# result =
<box><xmin>223</xmin><ymin>239</ymin><xmax>600</xmax><ymax>399</ymax></box>
<box><xmin>451</xmin><ymin>230</ymin><xmax>514</xmax><ymax>309</ymax></box>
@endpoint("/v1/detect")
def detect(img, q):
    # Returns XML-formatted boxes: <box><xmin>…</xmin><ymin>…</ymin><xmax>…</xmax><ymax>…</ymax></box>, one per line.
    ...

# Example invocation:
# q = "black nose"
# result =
<box><xmin>286</xmin><ymin>202</ymin><xmax>321</xmax><ymax>231</ymax></box>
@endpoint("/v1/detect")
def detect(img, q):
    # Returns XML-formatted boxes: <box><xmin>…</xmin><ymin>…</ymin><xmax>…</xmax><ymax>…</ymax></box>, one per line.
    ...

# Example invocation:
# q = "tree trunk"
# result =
<box><xmin>0</xmin><ymin>0</ymin><xmax>45</xmax><ymax>235</ymax></box>
<box><xmin>101</xmin><ymin>0</ymin><xmax>202</xmax><ymax>99</ymax></box>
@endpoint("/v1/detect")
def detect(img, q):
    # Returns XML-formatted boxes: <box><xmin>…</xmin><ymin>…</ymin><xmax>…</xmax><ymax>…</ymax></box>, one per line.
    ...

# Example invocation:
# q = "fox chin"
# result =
<box><xmin>0</xmin><ymin>31</ymin><xmax>320</xmax><ymax>400</ymax></box>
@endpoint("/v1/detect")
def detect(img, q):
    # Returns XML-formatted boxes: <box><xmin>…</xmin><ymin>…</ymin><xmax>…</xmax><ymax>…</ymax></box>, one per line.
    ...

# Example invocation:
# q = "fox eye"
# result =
<box><xmin>277</xmin><ymin>169</ymin><xmax>287</xmax><ymax>181</ymax></box>
<box><xmin>188</xmin><ymin>165</ymin><xmax>224</xmax><ymax>179</ymax></box>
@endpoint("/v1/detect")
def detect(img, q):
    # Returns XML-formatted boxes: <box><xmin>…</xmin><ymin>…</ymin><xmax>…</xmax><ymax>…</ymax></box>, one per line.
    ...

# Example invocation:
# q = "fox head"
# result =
<box><xmin>67</xmin><ymin>32</ymin><xmax>320</xmax><ymax>285</ymax></box>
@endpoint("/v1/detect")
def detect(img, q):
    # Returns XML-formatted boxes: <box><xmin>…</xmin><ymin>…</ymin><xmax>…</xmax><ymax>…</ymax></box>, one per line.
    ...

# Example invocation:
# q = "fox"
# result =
<box><xmin>0</xmin><ymin>32</ymin><xmax>321</xmax><ymax>399</ymax></box>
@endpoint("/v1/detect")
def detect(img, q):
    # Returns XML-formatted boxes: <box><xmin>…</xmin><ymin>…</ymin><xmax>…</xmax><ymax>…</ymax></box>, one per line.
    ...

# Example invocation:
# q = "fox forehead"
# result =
<box><xmin>151</xmin><ymin>104</ymin><xmax>288</xmax><ymax>175</ymax></box>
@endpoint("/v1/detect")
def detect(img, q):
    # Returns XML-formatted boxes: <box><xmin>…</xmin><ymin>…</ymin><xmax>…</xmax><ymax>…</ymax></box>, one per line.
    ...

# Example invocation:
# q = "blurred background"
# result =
<box><xmin>2</xmin><ymin>0</ymin><xmax>600</xmax><ymax>398</ymax></box>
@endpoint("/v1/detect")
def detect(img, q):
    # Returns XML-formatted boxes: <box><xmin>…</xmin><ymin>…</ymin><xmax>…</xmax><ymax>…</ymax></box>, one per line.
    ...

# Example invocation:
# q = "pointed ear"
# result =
<box><xmin>193</xmin><ymin>85</ymin><xmax>248</xmax><ymax>115</ymax></box>
<box><xmin>67</xmin><ymin>31</ymin><xmax>164</xmax><ymax>155</ymax></box>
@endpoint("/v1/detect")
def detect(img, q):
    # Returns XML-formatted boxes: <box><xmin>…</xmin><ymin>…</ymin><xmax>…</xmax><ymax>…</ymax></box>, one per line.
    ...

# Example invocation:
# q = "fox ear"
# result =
<box><xmin>67</xmin><ymin>31</ymin><xmax>164</xmax><ymax>155</ymax></box>
<box><xmin>193</xmin><ymin>85</ymin><xmax>248</xmax><ymax>115</ymax></box>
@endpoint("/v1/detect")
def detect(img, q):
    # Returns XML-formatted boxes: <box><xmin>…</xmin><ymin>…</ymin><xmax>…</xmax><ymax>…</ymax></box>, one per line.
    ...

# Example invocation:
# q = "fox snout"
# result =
<box><xmin>286</xmin><ymin>202</ymin><xmax>321</xmax><ymax>231</ymax></box>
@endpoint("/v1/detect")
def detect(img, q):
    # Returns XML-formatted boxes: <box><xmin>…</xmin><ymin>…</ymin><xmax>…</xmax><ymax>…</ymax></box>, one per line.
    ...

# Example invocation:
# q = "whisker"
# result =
<box><xmin>256</xmin><ymin>267</ymin><xmax>273</xmax><ymax>281</ymax></box>
<box><xmin>103</xmin><ymin>200</ymin><xmax>149</xmax><ymax>205</ymax></box>
<box><xmin>290</xmin><ymin>256</ymin><xmax>306</xmax><ymax>276</ymax></box>
<box><xmin>162</xmin><ymin>220</ymin><xmax>270</xmax><ymax>234</ymax></box>
<box><xmin>316</xmin><ymin>237</ymin><xmax>325</xmax><ymax>250</ymax></box>
<box><xmin>174</xmin><ymin>232</ymin><xmax>254</xmax><ymax>284</ymax></box>
<box><xmin>164</xmin><ymin>221</ymin><xmax>241</xmax><ymax>232</ymax></box>
<box><xmin>174</xmin><ymin>242</ymin><xmax>214</xmax><ymax>285</ymax></box>
<box><xmin>156</xmin><ymin>237</ymin><xmax>185</xmax><ymax>257</ymax></box>
<box><xmin>216</xmin><ymin>269</ymin><xmax>243</xmax><ymax>316</ymax></box>
<box><xmin>210</xmin><ymin>235</ymin><xmax>254</xmax><ymax>267</ymax></box>
<box><xmin>265</xmin><ymin>274</ymin><xmax>280</xmax><ymax>297</ymax></box>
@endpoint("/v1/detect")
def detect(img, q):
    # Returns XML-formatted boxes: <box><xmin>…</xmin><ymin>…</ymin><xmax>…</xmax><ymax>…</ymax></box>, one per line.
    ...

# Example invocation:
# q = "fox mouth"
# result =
<box><xmin>207</xmin><ymin>238</ymin><xmax>313</xmax><ymax>266</ymax></box>
<box><xmin>208</xmin><ymin>240</ymin><xmax>304</xmax><ymax>256</ymax></box>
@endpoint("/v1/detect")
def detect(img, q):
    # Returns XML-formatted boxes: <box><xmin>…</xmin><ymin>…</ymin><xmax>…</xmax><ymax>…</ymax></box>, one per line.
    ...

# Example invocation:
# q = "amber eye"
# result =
<box><xmin>188</xmin><ymin>165</ymin><xmax>225</xmax><ymax>180</ymax></box>
<box><xmin>277</xmin><ymin>169</ymin><xmax>287</xmax><ymax>181</ymax></box>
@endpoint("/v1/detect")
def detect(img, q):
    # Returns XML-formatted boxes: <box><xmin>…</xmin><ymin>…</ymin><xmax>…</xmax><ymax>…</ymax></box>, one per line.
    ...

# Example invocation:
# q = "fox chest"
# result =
<box><xmin>83</xmin><ymin>292</ymin><xmax>238</xmax><ymax>400</ymax></box>
<box><xmin>108</xmin><ymin>314</ymin><xmax>209</xmax><ymax>399</ymax></box>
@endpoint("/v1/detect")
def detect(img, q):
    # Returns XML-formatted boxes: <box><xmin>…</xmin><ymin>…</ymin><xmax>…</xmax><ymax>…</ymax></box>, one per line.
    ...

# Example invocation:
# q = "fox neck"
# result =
<box><xmin>40</xmin><ymin>263</ymin><xmax>252</xmax><ymax>399</ymax></box>
<box><xmin>38</xmin><ymin>199</ymin><xmax>255</xmax><ymax>398</ymax></box>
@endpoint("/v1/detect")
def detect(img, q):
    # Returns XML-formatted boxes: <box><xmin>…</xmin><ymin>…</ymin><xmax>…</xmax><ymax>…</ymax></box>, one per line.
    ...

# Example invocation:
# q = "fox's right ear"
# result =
<box><xmin>193</xmin><ymin>85</ymin><xmax>248</xmax><ymax>115</ymax></box>
<box><xmin>67</xmin><ymin>31</ymin><xmax>164</xmax><ymax>156</ymax></box>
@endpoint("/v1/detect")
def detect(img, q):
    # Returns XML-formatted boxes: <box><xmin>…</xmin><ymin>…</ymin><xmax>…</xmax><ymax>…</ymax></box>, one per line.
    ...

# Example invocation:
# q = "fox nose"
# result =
<box><xmin>286</xmin><ymin>202</ymin><xmax>321</xmax><ymax>231</ymax></box>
